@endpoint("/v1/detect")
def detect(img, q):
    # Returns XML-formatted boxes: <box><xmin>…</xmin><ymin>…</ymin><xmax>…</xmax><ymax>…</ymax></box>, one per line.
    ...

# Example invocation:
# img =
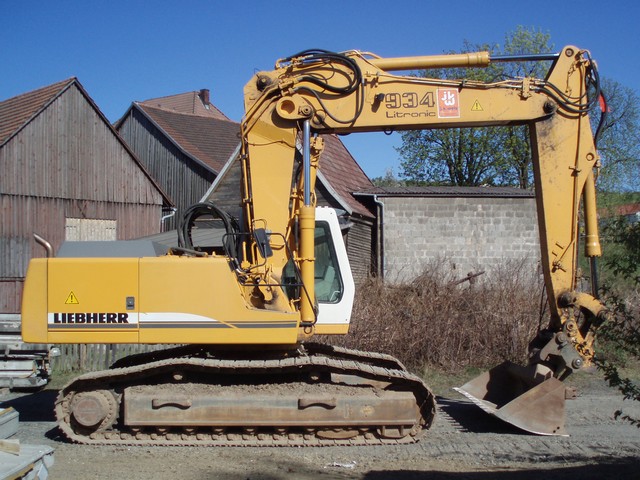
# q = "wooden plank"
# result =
<box><xmin>0</xmin><ymin>439</ymin><xmax>20</xmax><ymax>455</ymax></box>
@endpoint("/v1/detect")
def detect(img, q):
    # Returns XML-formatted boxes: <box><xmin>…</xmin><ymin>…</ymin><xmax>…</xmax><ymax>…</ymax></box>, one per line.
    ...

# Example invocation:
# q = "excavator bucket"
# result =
<box><xmin>453</xmin><ymin>361</ymin><xmax>568</xmax><ymax>436</ymax></box>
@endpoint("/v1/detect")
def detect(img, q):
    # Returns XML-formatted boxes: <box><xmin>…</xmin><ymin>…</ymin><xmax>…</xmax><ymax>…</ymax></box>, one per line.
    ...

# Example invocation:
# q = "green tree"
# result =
<box><xmin>592</xmin><ymin>78</ymin><xmax>640</xmax><ymax>192</ymax></box>
<box><xmin>397</xmin><ymin>28</ymin><xmax>640</xmax><ymax>190</ymax></box>
<box><xmin>398</xmin><ymin>126</ymin><xmax>500</xmax><ymax>185</ymax></box>
<box><xmin>596</xmin><ymin>217</ymin><xmax>640</xmax><ymax>427</ymax></box>
<box><xmin>586</xmin><ymin>79</ymin><xmax>640</xmax><ymax>428</ymax></box>
<box><xmin>398</xmin><ymin>27</ymin><xmax>553</xmax><ymax>187</ymax></box>
<box><xmin>494</xmin><ymin>27</ymin><xmax>555</xmax><ymax>189</ymax></box>
<box><xmin>371</xmin><ymin>168</ymin><xmax>404</xmax><ymax>187</ymax></box>
<box><xmin>601</xmin><ymin>216</ymin><xmax>640</xmax><ymax>286</ymax></box>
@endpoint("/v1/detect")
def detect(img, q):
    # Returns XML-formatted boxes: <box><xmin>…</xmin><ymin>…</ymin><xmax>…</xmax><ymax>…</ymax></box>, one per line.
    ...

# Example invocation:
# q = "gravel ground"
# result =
<box><xmin>2</xmin><ymin>370</ymin><xmax>639</xmax><ymax>479</ymax></box>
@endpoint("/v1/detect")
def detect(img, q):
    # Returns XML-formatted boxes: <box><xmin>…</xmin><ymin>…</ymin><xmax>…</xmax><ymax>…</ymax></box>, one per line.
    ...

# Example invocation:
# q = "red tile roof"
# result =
<box><xmin>140</xmin><ymin>90</ymin><xmax>230</xmax><ymax>120</ymax></box>
<box><xmin>599</xmin><ymin>203</ymin><xmax>640</xmax><ymax>218</ymax></box>
<box><xmin>136</xmin><ymin>104</ymin><xmax>240</xmax><ymax>173</ymax></box>
<box><xmin>615</xmin><ymin>203</ymin><xmax>640</xmax><ymax>216</ymax></box>
<box><xmin>0</xmin><ymin>78</ymin><xmax>75</xmax><ymax>146</ymax></box>
<box><xmin>318</xmin><ymin>134</ymin><xmax>374</xmax><ymax>218</ymax></box>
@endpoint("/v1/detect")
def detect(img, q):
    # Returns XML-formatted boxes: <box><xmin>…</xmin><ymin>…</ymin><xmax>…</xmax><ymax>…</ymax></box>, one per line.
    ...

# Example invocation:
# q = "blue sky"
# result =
<box><xmin>3</xmin><ymin>0</ymin><xmax>638</xmax><ymax>179</ymax></box>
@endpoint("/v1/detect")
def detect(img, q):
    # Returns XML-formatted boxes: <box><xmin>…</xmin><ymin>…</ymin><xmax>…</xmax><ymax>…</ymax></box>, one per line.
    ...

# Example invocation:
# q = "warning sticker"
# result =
<box><xmin>65</xmin><ymin>291</ymin><xmax>79</xmax><ymax>305</ymax></box>
<box><xmin>471</xmin><ymin>100</ymin><xmax>483</xmax><ymax>111</ymax></box>
<box><xmin>437</xmin><ymin>88</ymin><xmax>460</xmax><ymax>118</ymax></box>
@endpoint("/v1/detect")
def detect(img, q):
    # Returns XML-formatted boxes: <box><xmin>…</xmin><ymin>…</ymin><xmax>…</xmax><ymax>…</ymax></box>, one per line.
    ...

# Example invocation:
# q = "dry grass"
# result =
<box><xmin>329</xmin><ymin>258</ymin><xmax>543</xmax><ymax>372</ymax></box>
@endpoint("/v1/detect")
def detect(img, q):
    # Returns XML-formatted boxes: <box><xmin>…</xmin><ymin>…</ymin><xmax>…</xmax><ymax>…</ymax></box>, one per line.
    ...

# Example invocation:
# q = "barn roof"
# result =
<box><xmin>126</xmin><ymin>103</ymin><xmax>241</xmax><ymax>174</ymax></box>
<box><xmin>319</xmin><ymin>134</ymin><xmax>375</xmax><ymax>218</ymax></box>
<box><xmin>0</xmin><ymin>78</ymin><xmax>75</xmax><ymax>146</ymax></box>
<box><xmin>140</xmin><ymin>89</ymin><xmax>230</xmax><ymax>121</ymax></box>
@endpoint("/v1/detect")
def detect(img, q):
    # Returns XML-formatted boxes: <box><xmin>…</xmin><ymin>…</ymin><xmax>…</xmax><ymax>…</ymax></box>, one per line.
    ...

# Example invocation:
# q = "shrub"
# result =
<box><xmin>330</xmin><ymin>258</ymin><xmax>542</xmax><ymax>371</ymax></box>
<box><xmin>594</xmin><ymin>215</ymin><xmax>640</xmax><ymax>427</ymax></box>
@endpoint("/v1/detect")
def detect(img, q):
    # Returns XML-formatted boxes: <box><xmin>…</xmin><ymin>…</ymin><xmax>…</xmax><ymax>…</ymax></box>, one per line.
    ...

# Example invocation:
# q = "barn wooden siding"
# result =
<box><xmin>205</xmin><ymin>158</ymin><xmax>243</xmax><ymax>218</ymax></box>
<box><xmin>345</xmin><ymin>217</ymin><xmax>373</xmax><ymax>284</ymax></box>
<box><xmin>0</xmin><ymin>83</ymin><xmax>164</xmax><ymax>313</ymax></box>
<box><xmin>1</xmin><ymin>85</ymin><xmax>162</xmax><ymax>204</ymax></box>
<box><xmin>0</xmin><ymin>281</ymin><xmax>23</xmax><ymax>315</ymax></box>
<box><xmin>1</xmin><ymin>196</ymin><xmax>161</xmax><ymax>312</ymax></box>
<box><xmin>316</xmin><ymin>184</ymin><xmax>374</xmax><ymax>284</ymax></box>
<box><xmin>118</xmin><ymin>108</ymin><xmax>216</xmax><ymax>230</ymax></box>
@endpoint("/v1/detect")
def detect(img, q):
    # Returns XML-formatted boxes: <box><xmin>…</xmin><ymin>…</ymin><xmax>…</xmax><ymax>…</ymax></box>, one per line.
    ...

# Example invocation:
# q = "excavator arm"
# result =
<box><xmin>239</xmin><ymin>46</ymin><xmax>608</xmax><ymax>434</ymax></box>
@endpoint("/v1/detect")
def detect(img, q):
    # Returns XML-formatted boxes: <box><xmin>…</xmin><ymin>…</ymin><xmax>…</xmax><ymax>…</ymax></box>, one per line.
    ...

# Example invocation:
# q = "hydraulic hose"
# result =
<box><xmin>177</xmin><ymin>202</ymin><xmax>240</xmax><ymax>260</ymax></box>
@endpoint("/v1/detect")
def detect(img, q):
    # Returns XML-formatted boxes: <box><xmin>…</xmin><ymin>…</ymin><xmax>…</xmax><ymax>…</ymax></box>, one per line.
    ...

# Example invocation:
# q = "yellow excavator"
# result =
<box><xmin>21</xmin><ymin>45</ymin><xmax>608</xmax><ymax>444</ymax></box>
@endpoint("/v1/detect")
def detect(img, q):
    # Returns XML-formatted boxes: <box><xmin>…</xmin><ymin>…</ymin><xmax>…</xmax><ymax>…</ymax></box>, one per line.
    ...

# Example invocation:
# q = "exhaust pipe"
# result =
<box><xmin>33</xmin><ymin>233</ymin><xmax>53</xmax><ymax>258</ymax></box>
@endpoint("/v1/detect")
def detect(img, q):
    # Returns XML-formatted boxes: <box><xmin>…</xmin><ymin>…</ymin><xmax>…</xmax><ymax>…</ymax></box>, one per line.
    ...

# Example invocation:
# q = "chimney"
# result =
<box><xmin>199</xmin><ymin>88</ymin><xmax>210</xmax><ymax>107</ymax></box>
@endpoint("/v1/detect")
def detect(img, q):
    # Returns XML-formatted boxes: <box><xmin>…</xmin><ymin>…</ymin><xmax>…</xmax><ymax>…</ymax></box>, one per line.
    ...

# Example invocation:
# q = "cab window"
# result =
<box><xmin>281</xmin><ymin>221</ymin><xmax>344</xmax><ymax>304</ymax></box>
<box><xmin>314</xmin><ymin>222</ymin><xmax>343</xmax><ymax>303</ymax></box>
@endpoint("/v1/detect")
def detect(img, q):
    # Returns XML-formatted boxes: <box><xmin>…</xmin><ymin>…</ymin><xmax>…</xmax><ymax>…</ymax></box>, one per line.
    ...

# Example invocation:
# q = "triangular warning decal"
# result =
<box><xmin>471</xmin><ymin>100</ymin><xmax>483</xmax><ymax>111</ymax></box>
<box><xmin>65</xmin><ymin>291</ymin><xmax>79</xmax><ymax>305</ymax></box>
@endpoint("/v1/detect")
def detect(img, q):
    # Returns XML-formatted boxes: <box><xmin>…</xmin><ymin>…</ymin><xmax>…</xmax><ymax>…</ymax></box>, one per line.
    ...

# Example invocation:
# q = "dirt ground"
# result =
<box><xmin>2</xmin><ymin>369</ymin><xmax>639</xmax><ymax>480</ymax></box>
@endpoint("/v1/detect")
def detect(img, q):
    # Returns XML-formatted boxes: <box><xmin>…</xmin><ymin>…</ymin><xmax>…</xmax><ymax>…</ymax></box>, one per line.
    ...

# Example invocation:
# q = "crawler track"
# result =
<box><xmin>55</xmin><ymin>344</ymin><xmax>436</xmax><ymax>446</ymax></box>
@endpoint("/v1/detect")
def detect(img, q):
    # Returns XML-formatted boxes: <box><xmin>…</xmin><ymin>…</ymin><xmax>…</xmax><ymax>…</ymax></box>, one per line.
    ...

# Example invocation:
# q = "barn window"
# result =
<box><xmin>65</xmin><ymin>218</ymin><xmax>117</xmax><ymax>241</ymax></box>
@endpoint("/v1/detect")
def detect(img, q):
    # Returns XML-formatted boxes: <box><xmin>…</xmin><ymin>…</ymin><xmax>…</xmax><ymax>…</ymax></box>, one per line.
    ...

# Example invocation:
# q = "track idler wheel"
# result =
<box><xmin>69</xmin><ymin>390</ymin><xmax>118</xmax><ymax>434</ymax></box>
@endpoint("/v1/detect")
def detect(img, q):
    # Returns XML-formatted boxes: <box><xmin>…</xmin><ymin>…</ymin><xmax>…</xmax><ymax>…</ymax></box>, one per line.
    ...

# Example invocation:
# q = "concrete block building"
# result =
<box><xmin>356</xmin><ymin>186</ymin><xmax>540</xmax><ymax>283</ymax></box>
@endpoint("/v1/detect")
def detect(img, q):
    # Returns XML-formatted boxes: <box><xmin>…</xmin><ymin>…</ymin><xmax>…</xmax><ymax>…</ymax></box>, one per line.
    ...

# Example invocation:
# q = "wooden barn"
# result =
<box><xmin>115</xmin><ymin>90</ymin><xmax>240</xmax><ymax>230</ymax></box>
<box><xmin>0</xmin><ymin>78</ymin><xmax>170</xmax><ymax>315</ymax></box>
